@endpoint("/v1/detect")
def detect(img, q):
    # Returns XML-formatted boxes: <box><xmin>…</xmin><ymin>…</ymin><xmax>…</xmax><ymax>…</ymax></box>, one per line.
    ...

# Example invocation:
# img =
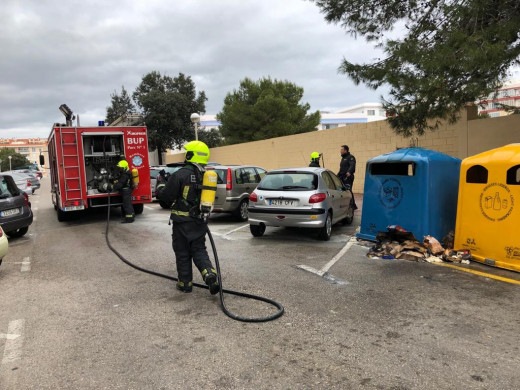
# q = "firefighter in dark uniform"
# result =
<box><xmin>338</xmin><ymin>145</ymin><xmax>358</xmax><ymax>210</ymax></box>
<box><xmin>112</xmin><ymin>159</ymin><xmax>135</xmax><ymax>223</ymax></box>
<box><xmin>156</xmin><ymin>141</ymin><xmax>219</xmax><ymax>294</ymax></box>
<box><xmin>309</xmin><ymin>152</ymin><xmax>321</xmax><ymax>167</ymax></box>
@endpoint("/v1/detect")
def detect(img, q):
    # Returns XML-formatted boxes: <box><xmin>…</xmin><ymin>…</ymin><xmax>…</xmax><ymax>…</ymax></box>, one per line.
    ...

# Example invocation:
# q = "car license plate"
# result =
<box><xmin>269</xmin><ymin>199</ymin><xmax>296</xmax><ymax>206</ymax></box>
<box><xmin>64</xmin><ymin>205</ymin><xmax>85</xmax><ymax>211</ymax></box>
<box><xmin>1</xmin><ymin>208</ymin><xmax>20</xmax><ymax>217</ymax></box>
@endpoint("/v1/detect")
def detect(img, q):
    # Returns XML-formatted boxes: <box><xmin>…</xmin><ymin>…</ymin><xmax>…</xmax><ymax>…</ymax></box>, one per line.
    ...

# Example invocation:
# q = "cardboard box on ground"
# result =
<box><xmin>365</xmin><ymin>226</ymin><xmax>471</xmax><ymax>264</ymax></box>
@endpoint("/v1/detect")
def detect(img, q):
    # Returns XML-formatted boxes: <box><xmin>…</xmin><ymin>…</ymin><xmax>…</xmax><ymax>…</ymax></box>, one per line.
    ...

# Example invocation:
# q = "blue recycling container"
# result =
<box><xmin>357</xmin><ymin>148</ymin><xmax>461</xmax><ymax>242</ymax></box>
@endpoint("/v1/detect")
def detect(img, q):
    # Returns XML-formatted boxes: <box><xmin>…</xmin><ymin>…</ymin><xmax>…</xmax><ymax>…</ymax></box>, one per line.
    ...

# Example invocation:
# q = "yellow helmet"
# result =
<box><xmin>117</xmin><ymin>159</ymin><xmax>129</xmax><ymax>171</ymax></box>
<box><xmin>310</xmin><ymin>152</ymin><xmax>320</xmax><ymax>161</ymax></box>
<box><xmin>184</xmin><ymin>141</ymin><xmax>210</xmax><ymax>165</ymax></box>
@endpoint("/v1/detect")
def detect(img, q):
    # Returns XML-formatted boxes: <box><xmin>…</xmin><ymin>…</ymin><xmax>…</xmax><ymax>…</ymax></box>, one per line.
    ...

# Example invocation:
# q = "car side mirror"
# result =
<box><xmin>39</xmin><ymin>155</ymin><xmax>45</xmax><ymax>166</ymax></box>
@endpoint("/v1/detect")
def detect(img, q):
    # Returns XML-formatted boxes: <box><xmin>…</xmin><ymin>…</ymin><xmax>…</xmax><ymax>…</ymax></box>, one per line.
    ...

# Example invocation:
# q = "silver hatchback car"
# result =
<box><xmin>10</xmin><ymin>170</ymin><xmax>40</xmax><ymax>192</ymax></box>
<box><xmin>206</xmin><ymin>165</ymin><xmax>267</xmax><ymax>221</ymax></box>
<box><xmin>248</xmin><ymin>167</ymin><xmax>354</xmax><ymax>240</ymax></box>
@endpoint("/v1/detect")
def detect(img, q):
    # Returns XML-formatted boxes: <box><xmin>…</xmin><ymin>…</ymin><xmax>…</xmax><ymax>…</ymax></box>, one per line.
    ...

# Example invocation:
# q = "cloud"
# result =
<box><xmin>0</xmin><ymin>0</ymin><xmax>387</xmax><ymax>138</ymax></box>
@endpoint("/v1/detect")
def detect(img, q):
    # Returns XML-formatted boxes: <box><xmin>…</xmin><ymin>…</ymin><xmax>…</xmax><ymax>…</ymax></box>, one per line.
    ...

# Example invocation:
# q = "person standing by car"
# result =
<box><xmin>338</xmin><ymin>145</ymin><xmax>358</xmax><ymax>210</ymax></box>
<box><xmin>309</xmin><ymin>152</ymin><xmax>321</xmax><ymax>167</ymax></box>
<box><xmin>156</xmin><ymin>141</ymin><xmax>219</xmax><ymax>295</ymax></box>
<box><xmin>112</xmin><ymin>159</ymin><xmax>134</xmax><ymax>223</ymax></box>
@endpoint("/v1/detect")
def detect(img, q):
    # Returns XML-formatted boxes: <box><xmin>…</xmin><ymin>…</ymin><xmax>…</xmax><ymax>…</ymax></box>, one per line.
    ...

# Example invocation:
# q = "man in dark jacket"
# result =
<box><xmin>337</xmin><ymin>145</ymin><xmax>358</xmax><ymax>210</ymax></box>
<box><xmin>157</xmin><ymin>141</ymin><xmax>219</xmax><ymax>295</ymax></box>
<box><xmin>112</xmin><ymin>159</ymin><xmax>134</xmax><ymax>223</ymax></box>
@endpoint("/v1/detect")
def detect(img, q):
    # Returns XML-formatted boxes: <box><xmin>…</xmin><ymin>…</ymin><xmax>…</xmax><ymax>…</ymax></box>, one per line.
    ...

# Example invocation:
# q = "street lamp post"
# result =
<box><xmin>190</xmin><ymin>113</ymin><xmax>201</xmax><ymax>141</ymax></box>
<box><xmin>0</xmin><ymin>159</ymin><xmax>2</xmax><ymax>172</ymax></box>
<box><xmin>8</xmin><ymin>155</ymin><xmax>12</xmax><ymax>171</ymax></box>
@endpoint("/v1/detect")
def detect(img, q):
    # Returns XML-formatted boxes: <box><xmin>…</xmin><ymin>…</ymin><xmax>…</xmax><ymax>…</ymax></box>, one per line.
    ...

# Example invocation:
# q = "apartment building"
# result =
<box><xmin>0</xmin><ymin>138</ymin><xmax>48</xmax><ymax>171</ymax></box>
<box><xmin>478</xmin><ymin>80</ymin><xmax>520</xmax><ymax>117</ymax></box>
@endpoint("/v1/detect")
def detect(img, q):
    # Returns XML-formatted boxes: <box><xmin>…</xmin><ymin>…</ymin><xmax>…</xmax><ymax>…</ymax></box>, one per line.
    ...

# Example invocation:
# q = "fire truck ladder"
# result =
<box><xmin>59</xmin><ymin>128</ymin><xmax>83</xmax><ymax>203</ymax></box>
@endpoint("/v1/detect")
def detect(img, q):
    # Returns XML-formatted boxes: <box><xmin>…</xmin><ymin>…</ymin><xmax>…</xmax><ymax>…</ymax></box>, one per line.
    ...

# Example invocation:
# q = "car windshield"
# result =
<box><xmin>208</xmin><ymin>168</ymin><xmax>226</xmax><ymax>184</ymax></box>
<box><xmin>0</xmin><ymin>176</ymin><xmax>19</xmax><ymax>198</ymax></box>
<box><xmin>150</xmin><ymin>169</ymin><xmax>161</xmax><ymax>179</ymax></box>
<box><xmin>258</xmin><ymin>172</ymin><xmax>317</xmax><ymax>191</ymax></box>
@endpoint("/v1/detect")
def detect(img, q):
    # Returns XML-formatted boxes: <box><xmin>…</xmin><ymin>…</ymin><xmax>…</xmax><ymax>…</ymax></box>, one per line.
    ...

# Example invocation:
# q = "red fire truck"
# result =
<box><xmin>44</xmin><ymin>125</ymin><xmax>152</xmax><ymax>221</ymax></box>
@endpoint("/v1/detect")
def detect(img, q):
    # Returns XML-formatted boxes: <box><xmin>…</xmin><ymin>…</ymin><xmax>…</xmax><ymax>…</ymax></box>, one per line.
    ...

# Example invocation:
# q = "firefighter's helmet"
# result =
<box><xmin>310</xmin><ymin>152</ymin><xmax>320</xmax><ymax>161</ymax></box>
<box><xmin>117</xmin><ymin>159</ymin><xmax>129</xmax><ymax>171</ymax></box>
<box><xmin>184</xmin><ymin>141</ymin><xmax>210</xmax><ymax>165</ymax></box>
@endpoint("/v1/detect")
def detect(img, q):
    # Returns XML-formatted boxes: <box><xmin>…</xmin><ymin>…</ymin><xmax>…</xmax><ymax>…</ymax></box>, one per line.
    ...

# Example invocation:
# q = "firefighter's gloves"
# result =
<box><xmin>102</xmin><ymin>183</ymin><xmax>114</xmax><ymax>192</ymax></box>
<box><xmin>155</xmin><ymin>182</ymin><xmax>166</xmax><ymax>197</ymax></box>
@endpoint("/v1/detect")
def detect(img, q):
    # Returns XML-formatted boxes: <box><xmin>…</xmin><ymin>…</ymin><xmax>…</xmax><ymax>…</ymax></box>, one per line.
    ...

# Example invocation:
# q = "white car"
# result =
<box><xmin>7</xmin><ymin>172</ymin><xmax>33</xmax><ymax>196</ymax></box>
<box><xmin>0</xmin><ymin>226</ymin><xmax>8</xmax><ymax>266</ymax></box>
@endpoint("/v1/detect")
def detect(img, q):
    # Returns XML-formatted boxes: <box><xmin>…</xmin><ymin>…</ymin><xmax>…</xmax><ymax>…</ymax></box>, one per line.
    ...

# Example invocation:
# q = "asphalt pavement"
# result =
<box><xmin>0</xmin><ymin>180</ymin><xmax>519</xmax><ymax>390</ymax></box>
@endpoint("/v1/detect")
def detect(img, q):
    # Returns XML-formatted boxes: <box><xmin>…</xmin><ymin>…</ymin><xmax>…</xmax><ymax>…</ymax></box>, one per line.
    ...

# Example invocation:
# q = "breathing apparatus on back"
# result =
<box><xmin>184</xmin><ymin>141</ymin><xmax>217</xmax><ymax>221</ymax></box>
<box><xmin>131</xmin><ymin>168</ymin><xmax>139</xmax><ymax>188</ymax></box>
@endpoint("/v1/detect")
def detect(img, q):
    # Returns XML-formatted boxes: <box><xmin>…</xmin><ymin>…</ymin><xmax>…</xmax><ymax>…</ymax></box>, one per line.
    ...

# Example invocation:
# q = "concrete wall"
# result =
<box><xmin>166</xmin><ymin>108</ymin><xmax>520</xmax><ymax>193</ymax></box>
<box><xmin>459</xmin><ymin>114</ymin><xmax>520</xmax><ymax>157</ymax></box>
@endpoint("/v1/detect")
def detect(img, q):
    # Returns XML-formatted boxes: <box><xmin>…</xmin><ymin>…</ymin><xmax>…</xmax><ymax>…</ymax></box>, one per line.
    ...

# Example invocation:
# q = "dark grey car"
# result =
<box><xmin>206</xmin><ymin>165</ymin><xmax>267</xmax><ymax>221</ymax></box>
<box><xmin>0</xmin><ymin>174</ymin><xmax>33</xmax><ymax>238</ymax></box>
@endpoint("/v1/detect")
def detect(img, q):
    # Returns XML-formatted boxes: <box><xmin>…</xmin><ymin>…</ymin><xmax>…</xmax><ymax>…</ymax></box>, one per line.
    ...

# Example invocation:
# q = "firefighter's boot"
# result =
<box><xmin>176</xmin><ymin>280</ymin><xmax>193</xmax><ymax>293</ymax></box>
<box><xmin>202</xmin><ymin>268</ymin><xmax>219</xmax><ymax>295</ymax></box>
<box><xmin>122</xmin><ymin>214</ymin><xmax>135</xmax><ymax>223</ymax></box>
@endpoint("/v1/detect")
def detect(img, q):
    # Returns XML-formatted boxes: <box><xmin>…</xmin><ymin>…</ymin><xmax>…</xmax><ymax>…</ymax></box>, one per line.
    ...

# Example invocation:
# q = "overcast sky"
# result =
<box><xmin>1</xmin><ymin>0</ymin><xmax>394</xmax><ymax>139</ymax></box>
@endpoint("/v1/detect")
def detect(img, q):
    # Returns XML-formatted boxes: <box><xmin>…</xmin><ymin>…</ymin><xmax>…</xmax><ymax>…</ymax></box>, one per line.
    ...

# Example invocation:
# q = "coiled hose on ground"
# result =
<box><xmin>104</xmin><ymin>197</ymin><xmax>284</xmax><ymax>323</ymax></box>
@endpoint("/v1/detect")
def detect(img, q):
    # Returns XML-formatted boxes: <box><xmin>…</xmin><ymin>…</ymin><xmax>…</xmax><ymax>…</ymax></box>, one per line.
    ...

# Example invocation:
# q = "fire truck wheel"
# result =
<box><xmin>57</xmin><ymin>208</ymin><xmax>69</xmax><ymax>222</ymax></box>
<box><xmin>134</xmin><ymin>204</ymin><xmax>144</xmax><ymax>215</ymax></box>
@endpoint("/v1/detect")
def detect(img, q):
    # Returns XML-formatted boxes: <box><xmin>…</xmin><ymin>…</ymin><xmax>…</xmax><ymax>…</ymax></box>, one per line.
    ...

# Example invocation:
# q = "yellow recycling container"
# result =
<box><xmin>455</xmin><ymin>144</ymin><xmax>520</xmax><ymax>272</ymax></box>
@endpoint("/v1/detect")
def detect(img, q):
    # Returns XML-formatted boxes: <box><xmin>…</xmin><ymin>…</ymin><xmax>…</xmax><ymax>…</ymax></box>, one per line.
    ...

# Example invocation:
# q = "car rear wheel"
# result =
<box><xmin>134</xmin><ymin>203</ymin><xmax>144</xmax><ymax>215</ymax></box>
<box><xmin>318</xmin><ymin>212</ymin><xmax>332</xmax><ymax>241</ymax></box>
<box><xmin>233</xmin><ymin>199</ymin><xmax>249</xmax><ymax>221</ymax></box>
<box><xmin>6</xmin><ymin>226</ymin><xmax>29</xmax><ymax>238</ymax></box>
<box><xmin>159</xmin><ymin>200</ymin><xmax>170</xmax><ymax>209</ymax></box>
<box><xmin>250</xmin><ymin>224</ymin><xmax>266</xmax><ymax>237</ymax></box>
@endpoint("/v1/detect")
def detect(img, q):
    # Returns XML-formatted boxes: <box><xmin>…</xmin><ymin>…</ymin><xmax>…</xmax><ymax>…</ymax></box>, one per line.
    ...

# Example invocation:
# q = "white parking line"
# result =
<box><xmin>297</xmin><ymin>236</ymin><xmax>358</xmax><ymax>277</ymax></box>
<box><xmin>321</xmin><ymin>236</ymin><xmax>358</xmax><ymax>274</ymax></box>
<box><xmin>21</xmin><ymin>257</ymin><xmax>31</xmax><ymax>272</ymax></box>
<box><xmin>144</xmin><ymin>205</ymin><xmax>154</xmax><ymax>210</ymax></box>
<box><xmin>2</xmin><ymin>319</ymin><xmax>24</xmax><ymax>364</ymax></box>
<box><xmin>210</xmin><ymin>224</ymin><xmax>248</xmax><ymax>240</ymax></box>
<box><xmin>222</xmin><ymin>224</ymin><xmax>249</xmax><ymax>236</ymax></box>
<box><xmin>210</xmin><ymin>232</ymin><xmax>232</xmax><ymax>240</ymax></box>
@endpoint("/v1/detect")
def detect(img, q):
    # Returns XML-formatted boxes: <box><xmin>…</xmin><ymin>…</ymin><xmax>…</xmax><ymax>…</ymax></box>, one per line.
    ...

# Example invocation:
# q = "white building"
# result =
<box><xmin>200</xmin><ymin>102</ymin><xmax>387</xmax><ymax>131</ymax></box>
<box><xmin>478</xmin><ymin>80</ymin><xmax>520</xmax><ymax>117</ymax></box>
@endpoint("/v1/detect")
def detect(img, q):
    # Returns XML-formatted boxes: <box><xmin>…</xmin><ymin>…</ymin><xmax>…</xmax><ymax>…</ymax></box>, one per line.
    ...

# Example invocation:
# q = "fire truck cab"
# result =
<box><xmin>44</xmin><ymin>125</ymin><xmax>152</xmax><ymax>221</ymax></box>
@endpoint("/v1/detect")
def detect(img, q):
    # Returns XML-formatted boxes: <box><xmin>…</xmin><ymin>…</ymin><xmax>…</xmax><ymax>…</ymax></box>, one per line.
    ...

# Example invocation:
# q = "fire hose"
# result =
<box><xmin>104</xmin><ymin>195</ymin><xmax>285</xmax><ymax>323</ymax></box>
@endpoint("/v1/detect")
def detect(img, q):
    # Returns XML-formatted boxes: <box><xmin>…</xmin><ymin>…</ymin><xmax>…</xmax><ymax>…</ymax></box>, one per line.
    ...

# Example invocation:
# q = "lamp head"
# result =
<box><xmin>190</xmin><ymin>113</ymin><xmax>200</xmax><ymax>123</ymax></box>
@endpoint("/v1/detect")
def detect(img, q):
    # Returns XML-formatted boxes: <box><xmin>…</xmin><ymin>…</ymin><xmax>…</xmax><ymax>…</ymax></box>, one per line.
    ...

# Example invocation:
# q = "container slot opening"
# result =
<box><xmin>506</xmin><ymin>165</ymin><xmax>520</xmax><ymax>185</ymax></box>
<box><xmin>466</xmin><ymin>165</ymin><xmax>488</xmax><ymax>183</ymax></box>
<box><xmin>370</xmin><ymin>162</ymin><xmax>415</xmax><ymax>176</ymax></box>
